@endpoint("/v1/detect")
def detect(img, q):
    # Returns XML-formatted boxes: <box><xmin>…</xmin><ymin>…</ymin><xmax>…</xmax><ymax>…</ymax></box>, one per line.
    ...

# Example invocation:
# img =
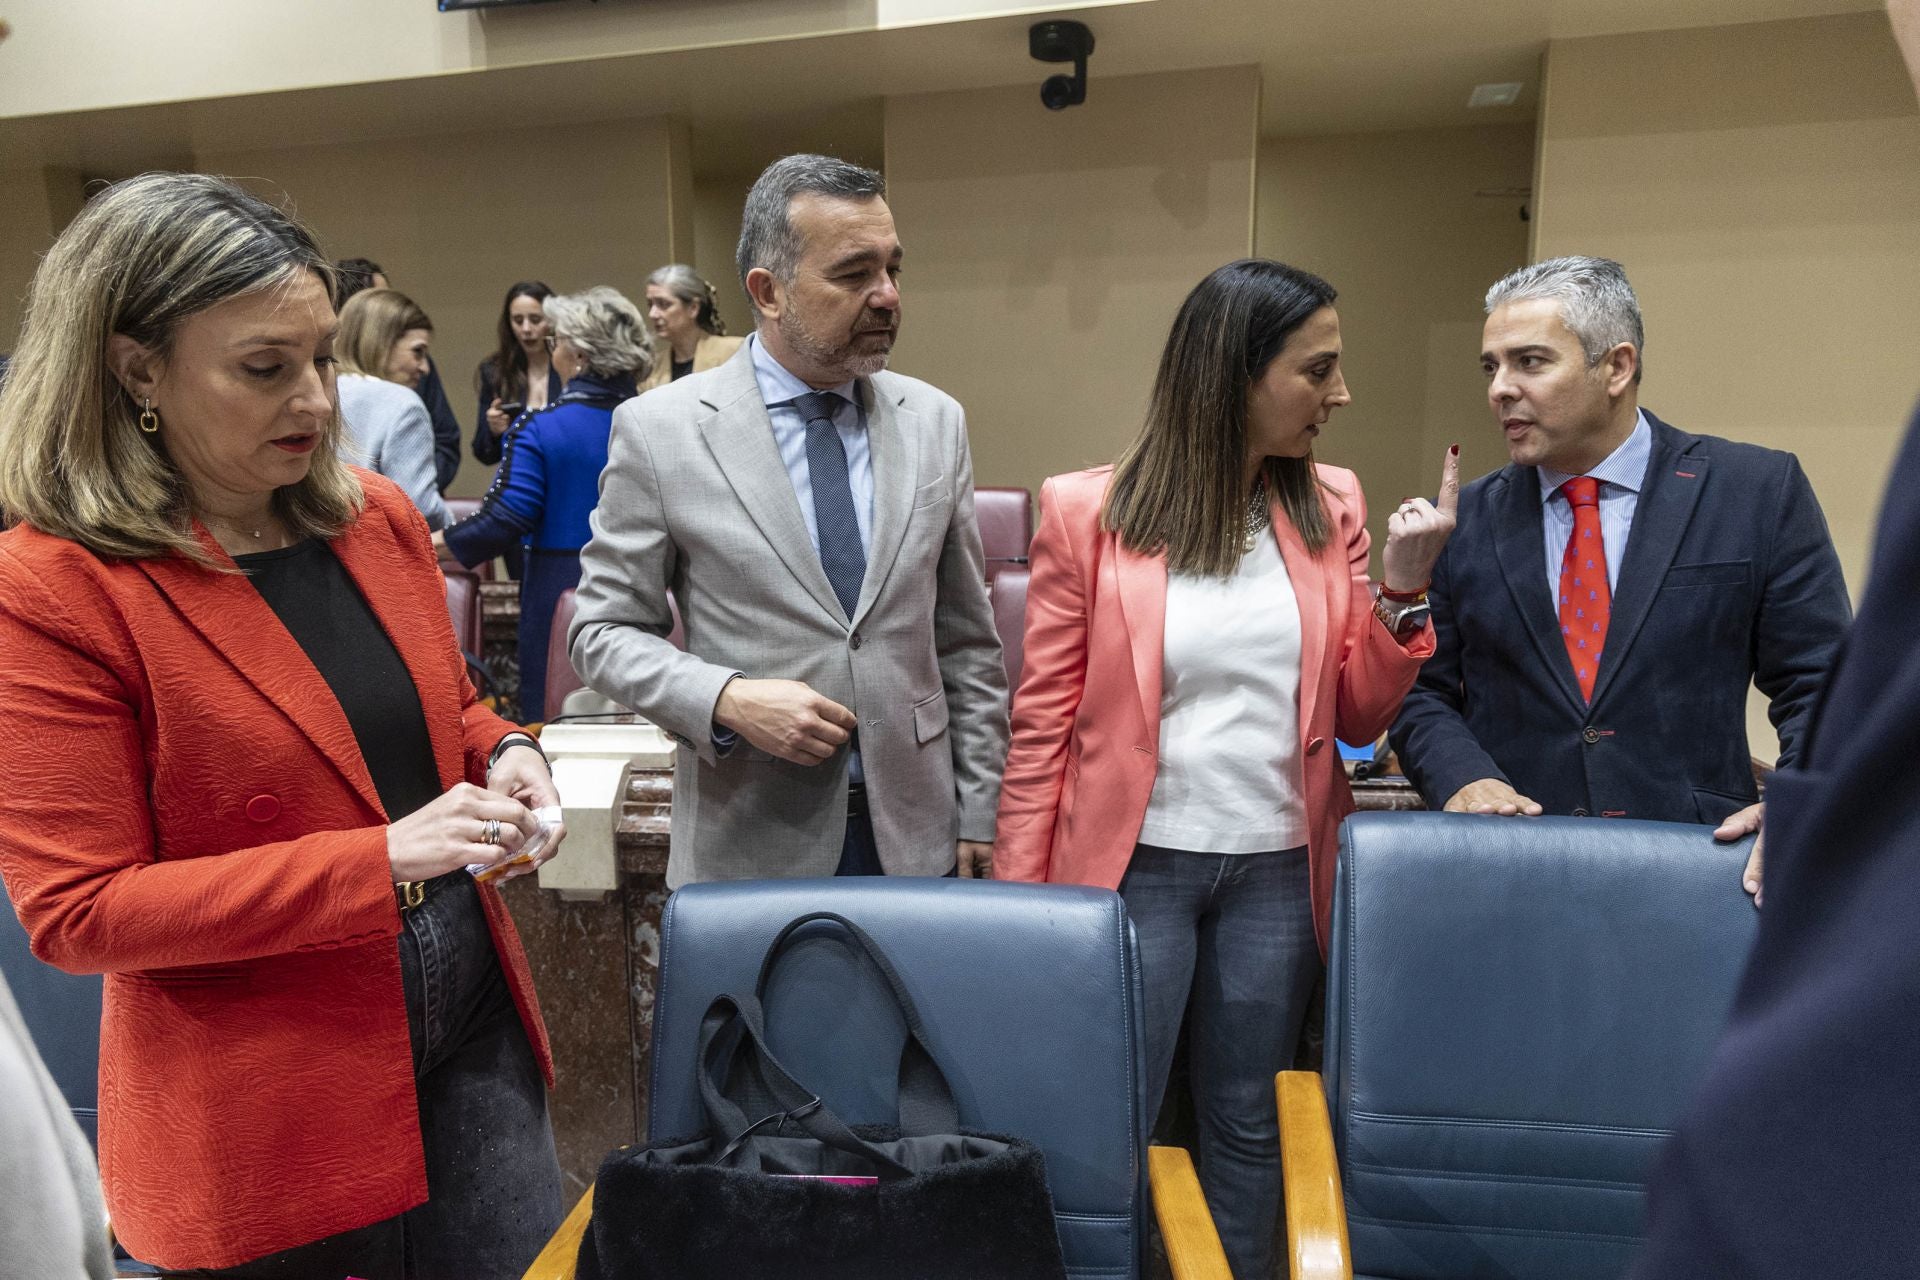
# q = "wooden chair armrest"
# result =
<box><xmin>1148</xmin><ymin>1144</ymin><xmax>1234</xmax><ymax>1280</ymax></box>
<box><xmin>1278</xmin><ymin>1071</ymin><xmax>1351</xmax><ymax>1280</ymax></box>
<box><xmin>521</xmin><ymin>1183</ymin><xmax>594</xmax><ymax>1280</ymax></box>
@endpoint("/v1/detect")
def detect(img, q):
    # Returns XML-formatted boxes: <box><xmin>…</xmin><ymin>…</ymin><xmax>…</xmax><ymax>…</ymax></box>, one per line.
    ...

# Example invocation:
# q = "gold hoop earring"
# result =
<box><xmin>138</xmin><ymin>399</ymin><xmax>159</xmax><ymax>434</ymax></box>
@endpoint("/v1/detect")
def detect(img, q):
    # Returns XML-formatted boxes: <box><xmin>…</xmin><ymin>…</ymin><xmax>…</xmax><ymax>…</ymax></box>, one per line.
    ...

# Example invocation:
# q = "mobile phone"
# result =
<box><xmin>498</xmin><ymin>400</ymin><xmax>525</xmax><ymax>417</ymax></box>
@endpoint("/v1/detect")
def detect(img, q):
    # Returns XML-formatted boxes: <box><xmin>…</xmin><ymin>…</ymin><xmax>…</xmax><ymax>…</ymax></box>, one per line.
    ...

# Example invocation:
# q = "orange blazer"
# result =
<box><xmin>995</xmin><ymin>465</ymin><xmax>1434</xmax><ymax>951</ymax></box>
<box><xmin>0</xmin><ymin>473</ymin><xmax>551</xmax><ymax>1270</ymax></box>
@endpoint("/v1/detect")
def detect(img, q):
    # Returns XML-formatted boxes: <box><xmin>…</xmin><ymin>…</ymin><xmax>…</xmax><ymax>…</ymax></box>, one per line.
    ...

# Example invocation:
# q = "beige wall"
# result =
<box><xmin>1534</xmin><ymin>10</ymin><xmax>1920</xmax><ymax>758</ymax></box>
<box><xmin>692</xmin><ymin>173</ymin><xmax>759</xmax><ymax>343</ymax></box>
<box><xmin>1256</xmin><ymin>124</ymin><xmax>1536</xmax><ymax>568</ymax></box>
<box><xmin>200</xmin><ymin>117</ymin><xmax>691</xmax><ymax>495</ymax></box>
<box><xmin>883</xmin><ymin>65</ymin><xmax>1261</xmax><ymax>492</ymax></box>
<box><xmin>0</xmin><ymin>166</ymin><xmax>86</xmax><ymax>351</ymax></box>
<box><xmin>0</xmin><ymin>0</ymin><xmax>1150</xmax><ymax>120</ymax></box>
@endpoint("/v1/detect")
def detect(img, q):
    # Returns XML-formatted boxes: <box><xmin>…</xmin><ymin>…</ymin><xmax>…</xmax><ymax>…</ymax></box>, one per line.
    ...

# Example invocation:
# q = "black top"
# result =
<box><xmin>236</xmin><ymin>539</ymin><xmax>443</xmax><ymax>821</ymax></box>
<box><xmin>671</xmin><ymin>357</ymin><xmax>694</xmax><ymax>381</ymax></box>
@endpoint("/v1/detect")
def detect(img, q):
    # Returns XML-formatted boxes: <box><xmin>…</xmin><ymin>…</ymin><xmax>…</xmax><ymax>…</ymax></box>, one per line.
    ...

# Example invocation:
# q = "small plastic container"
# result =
<box><xmin>469</xmin><ymin>805</ymin><xmax>563</xmax><ymax>883</ymax></box>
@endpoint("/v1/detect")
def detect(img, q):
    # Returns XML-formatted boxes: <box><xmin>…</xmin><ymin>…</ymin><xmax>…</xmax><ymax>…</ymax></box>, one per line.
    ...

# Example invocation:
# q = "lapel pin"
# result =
<box><xmin>1675</xmin><ymin>470</ymin><xmax>1697</xmax><ymax>478</ymax></box>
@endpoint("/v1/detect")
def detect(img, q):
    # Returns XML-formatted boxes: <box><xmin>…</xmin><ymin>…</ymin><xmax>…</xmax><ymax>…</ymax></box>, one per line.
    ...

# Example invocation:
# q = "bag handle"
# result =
<box><xmin>695</xmin><ymin>990</ymin><xmax>917</xmax><ymax>1179</ymax></box>
<box><xmin>752</xmin><ymin>911</ymin><xmax>961</xmax><ymax>1136</ymax></box>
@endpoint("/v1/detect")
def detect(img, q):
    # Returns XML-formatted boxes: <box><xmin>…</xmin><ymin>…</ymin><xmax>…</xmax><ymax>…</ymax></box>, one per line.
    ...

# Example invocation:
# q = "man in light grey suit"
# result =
<box><xmin>571</xmin><ymin>154</ymin><xmax>1008</xmax><ymax>885</ymax></box>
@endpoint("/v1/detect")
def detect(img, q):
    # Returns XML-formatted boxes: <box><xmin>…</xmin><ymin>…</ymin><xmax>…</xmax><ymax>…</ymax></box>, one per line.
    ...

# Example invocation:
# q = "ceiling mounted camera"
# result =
<box><xmin>1030</xmin><ymin>20</ymin><xmax>1095</xmax><ymax>111</ymax></box>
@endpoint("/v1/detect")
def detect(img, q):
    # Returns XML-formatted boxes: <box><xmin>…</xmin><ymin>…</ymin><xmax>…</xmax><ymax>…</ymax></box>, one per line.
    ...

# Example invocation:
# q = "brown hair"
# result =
<box><xmin>481</xmin><ymin>280</ymin><xmax>552</xmax><ymax>404</ymax></box>
<box><xmin>1103</xmin><ymin>259</ymin><xmax>1337</xmax><ymax>576</ymax></box>
<box><xmin>336</xmin><ymin>287</ymin><xmax>431</xmax><ymax>382</ymax></box>
<box><xmin>0</xmin><ymin>172</ymin><xmax>361</xmax><ymax>567</ymax></box>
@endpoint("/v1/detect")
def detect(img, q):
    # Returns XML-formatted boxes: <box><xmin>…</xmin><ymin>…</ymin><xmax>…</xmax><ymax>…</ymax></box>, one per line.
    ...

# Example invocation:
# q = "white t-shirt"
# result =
<box><xmin>1136</xmin><ymin>533</ymin><xmax>1308</xmax><ymax>854</ymax></box>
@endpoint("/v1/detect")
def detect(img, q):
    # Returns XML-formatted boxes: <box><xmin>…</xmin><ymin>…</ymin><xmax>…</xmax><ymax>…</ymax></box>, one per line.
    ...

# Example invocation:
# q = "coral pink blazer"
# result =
<box><xmin>0</xmin><ymin>474</ymin><xmax>550</xmax><ymax>1270</ymax></box>
<box><xmin>995</xmin><ymin>465</ymin><xmax>1433</xmax><ymax>952</ymax></box>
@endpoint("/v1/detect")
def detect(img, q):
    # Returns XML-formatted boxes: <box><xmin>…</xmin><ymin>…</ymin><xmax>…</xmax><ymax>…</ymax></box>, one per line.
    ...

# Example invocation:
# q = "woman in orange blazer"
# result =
<box><xmin>0</xmin><ymin>175</ymin><xmax>567</xmax><ymax>1279</ymax></box>
<box><xmin>997</xmin><ymin>260</ymin><xmax>1458</xmax><ymax>1279</ymax></box>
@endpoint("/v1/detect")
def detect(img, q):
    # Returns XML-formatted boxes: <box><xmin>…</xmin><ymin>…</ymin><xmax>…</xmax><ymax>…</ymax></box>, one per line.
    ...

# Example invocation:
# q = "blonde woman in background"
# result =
<box><xmin>638</xmin><ymin>263</ymin><xmax>742</xmax><ymax>390</ymax></box>
<box><xmin>336</xmin><ymin>287</ymin><xmax>450</xmax><ymax>529</ymax></box>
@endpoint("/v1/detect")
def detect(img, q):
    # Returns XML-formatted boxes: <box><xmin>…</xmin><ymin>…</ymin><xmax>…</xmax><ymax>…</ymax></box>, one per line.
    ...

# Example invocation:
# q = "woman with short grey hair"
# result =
<box><xmin>441</xmin><ymin>286</ymin><xmax>654</xmax><ymax>719</ymax></box>
<box><xmin>638</xmin><ymin>264</ymin><xmax>743</xmax><ymax>390</ymax></box>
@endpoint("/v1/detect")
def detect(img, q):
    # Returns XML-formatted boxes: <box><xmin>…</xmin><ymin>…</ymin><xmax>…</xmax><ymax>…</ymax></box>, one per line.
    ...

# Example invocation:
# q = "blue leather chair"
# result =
<box><xmin>524</xmin><ymin>877</ymin><xmax>1151</xmax><ymax>1279</ymax></box>
<box><xmin>1153</xmin><ymin>812</ymin><xmax>1759</xmax><ymax>1280</ymax></box>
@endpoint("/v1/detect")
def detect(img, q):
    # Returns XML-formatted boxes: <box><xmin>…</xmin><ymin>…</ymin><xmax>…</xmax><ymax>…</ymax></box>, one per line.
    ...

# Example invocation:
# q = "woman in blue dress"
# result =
<box><xmin>438</xmin><ymin>286</ymin><xmax>653</xmax><ymax>720</ymax></box>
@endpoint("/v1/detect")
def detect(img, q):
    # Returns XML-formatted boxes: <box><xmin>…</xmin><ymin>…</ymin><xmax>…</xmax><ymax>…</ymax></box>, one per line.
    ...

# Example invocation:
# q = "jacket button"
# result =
<box><xmin>850</xmin><ymin>631</ymin><xmax>863</xmax><ymax>651</ymax></box>
<box><xmin>1306</xmin><ymin>737</ymin><xmax>1325</xmax><ymax>755</ymax></box>
<box><xmin>245</xmin><ymin>794</ymin><xmax>280</xmax><ymax>823</ymax></box>
<box><xmin>1582</xmin><ymin>727</ymin><xmax>1600</xmax><ymax>744</ymax></box>
<box><xmin>1572</xmin><ymin>807</ymin><xmax>1590</xmax><ymax>817</ymax></box>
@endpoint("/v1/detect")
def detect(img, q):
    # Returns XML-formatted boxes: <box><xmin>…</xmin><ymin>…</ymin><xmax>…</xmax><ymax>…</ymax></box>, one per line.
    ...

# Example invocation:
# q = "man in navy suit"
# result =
<box><xmin>1389</xmin><ymin>257</ymin><xmax>1850</xmax><ymax>899</ymax></box>
<box><xmin>1633</xmin><ymin>4</ymin><xmax>1920</xmax><ymax>1271</ymax></box>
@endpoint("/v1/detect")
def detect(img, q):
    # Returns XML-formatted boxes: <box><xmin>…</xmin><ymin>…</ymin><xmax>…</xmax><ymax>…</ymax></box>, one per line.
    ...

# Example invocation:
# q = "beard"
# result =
<box><xmin>778</xmin><ymin>304</ymin><xmax>897</xmax><ymax>381</ymax></box>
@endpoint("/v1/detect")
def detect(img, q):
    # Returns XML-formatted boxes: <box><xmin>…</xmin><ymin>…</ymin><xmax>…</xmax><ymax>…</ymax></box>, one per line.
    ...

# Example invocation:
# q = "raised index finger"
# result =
<box><xmin>1436</xmin><ymin>444</ymin><xmax>1461</xmax><ymax>519</ymax></box>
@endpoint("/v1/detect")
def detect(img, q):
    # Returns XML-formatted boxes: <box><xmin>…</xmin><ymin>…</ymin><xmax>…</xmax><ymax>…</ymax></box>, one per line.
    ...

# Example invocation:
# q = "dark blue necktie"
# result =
<box><xmin>795</xmin><ymin>391</ymin><xmax>866</xmax><ymax>620</ymax></box>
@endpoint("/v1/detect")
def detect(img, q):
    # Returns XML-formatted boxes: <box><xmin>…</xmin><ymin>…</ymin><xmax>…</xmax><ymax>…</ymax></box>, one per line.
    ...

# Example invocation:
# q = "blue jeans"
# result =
<box><xmin>167</xmin><ymin>874</ymin><xmax>563</xmax><ymax>1279</ymax></box>
<box><xmin>1123</xmin><ymin>844</ymin><xmax>1320</xmax><ymax>1280</ymax></box>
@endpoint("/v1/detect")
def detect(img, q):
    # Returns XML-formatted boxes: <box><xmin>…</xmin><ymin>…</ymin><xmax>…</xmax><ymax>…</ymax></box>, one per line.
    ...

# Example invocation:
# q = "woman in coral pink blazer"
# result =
<box><xmin>996</xmin><ymin>260</ymin><xmax>1458</xmax><ymax>1279</ymax></box>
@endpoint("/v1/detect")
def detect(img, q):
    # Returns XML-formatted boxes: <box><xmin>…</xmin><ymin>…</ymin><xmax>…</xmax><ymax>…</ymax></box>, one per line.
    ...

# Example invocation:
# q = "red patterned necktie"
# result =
<box><xmin>1558</xmin><ymin>476</ymin><xmax>1611</xmax><ymax>702</ymax></box>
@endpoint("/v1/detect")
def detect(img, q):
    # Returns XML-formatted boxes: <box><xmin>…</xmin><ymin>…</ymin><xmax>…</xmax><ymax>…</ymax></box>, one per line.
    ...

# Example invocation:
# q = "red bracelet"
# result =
<box><xmin>1380</xmin><ymin>583</ymin><xmax>1429</xmax><ymax>602</ymax></box>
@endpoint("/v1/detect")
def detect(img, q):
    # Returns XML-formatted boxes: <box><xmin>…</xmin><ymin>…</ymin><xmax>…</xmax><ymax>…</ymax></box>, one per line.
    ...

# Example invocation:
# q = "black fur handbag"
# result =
<box><xmin>576</xmin><ymin>912</ymin><xmax>1069</xmax><ymax>1280</ymax></box>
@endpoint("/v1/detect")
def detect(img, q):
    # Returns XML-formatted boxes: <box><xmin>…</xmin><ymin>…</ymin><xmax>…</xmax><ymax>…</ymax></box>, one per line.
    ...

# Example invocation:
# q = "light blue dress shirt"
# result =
<box><xmin>748</xmin><ymin>334</ymin><xmax>874</xmax><ymax>560</ymax></box>
<box><xmin>1537</xmin><ymin>409</ymin><xmax>1653</xmax><ymax>595</ymax></box>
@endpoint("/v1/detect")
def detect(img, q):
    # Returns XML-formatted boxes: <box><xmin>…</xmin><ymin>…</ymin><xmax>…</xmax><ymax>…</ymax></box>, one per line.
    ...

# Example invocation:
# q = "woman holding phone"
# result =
<box><xmin>995</xmin><ymin>259</ymin><xmax>1457</xmax><ymax>1279</ymax></box>
<box><xmin>471</xmin><ymin>281</ymin><xmax>562</xmax><ymax>466</ymax></box>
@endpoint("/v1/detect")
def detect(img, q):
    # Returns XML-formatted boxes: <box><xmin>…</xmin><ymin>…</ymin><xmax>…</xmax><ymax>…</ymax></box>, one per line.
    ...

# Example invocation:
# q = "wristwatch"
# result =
<box><xmin>1371</xmin><ymin>583</ymin><xmax>1431</xmax><ymax>638</ymax></box>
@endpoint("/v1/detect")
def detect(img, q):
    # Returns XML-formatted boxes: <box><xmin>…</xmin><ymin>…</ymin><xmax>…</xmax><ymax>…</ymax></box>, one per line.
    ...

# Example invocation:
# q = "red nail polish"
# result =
<box><xmin>1449</xmin><ymin>443</ymin><xmax>1460</xmax><ymax>456</ymax></box>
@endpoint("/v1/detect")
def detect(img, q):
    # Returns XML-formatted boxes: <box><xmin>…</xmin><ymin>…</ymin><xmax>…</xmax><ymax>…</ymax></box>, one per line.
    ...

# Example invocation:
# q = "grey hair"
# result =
<box><xmin>735</xmin><ymin>154</ymin><xmax>886</xmax><ymax>302</ymax></box>
<box><xmin>542</xmin><ymin>286</ymin><xmax>655</xmax><ymax>381</ymax></box>
<box><xmin>646</xmin><ymin>263</ymin><xmax>727</xmax><ymax>336</ymax></box>
<box><xmin>1486</xmin><ymin>255</ymin><xmax>1645</xmax><ymax>384</ymax></box>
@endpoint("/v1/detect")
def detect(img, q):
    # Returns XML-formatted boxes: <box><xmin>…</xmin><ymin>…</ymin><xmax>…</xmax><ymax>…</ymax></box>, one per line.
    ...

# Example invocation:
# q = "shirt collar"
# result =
<box><xmin>1538</xmin><ymin>408</ymin><xmax>1653</xmax><ymax>501</ymax></box>
<box><xmin>748</xmin><ymin>333</ymin><xmax>858</xmax><ymax>410</ymax></box>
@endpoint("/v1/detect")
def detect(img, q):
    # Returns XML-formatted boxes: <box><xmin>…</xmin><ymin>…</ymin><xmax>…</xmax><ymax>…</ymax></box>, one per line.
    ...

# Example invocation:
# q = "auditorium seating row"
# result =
<box><xmin>516</xmin><ymin>812</ymin><xmax>1760</xmax><ymax>1280</ymax></box>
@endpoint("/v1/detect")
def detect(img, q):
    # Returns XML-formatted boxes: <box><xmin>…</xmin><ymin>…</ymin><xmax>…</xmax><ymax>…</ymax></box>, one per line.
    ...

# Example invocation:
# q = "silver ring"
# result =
<box><xmin>483</xmin><ymin>818</ymin><xmax>501</xmax><ymax>846</ymax></box>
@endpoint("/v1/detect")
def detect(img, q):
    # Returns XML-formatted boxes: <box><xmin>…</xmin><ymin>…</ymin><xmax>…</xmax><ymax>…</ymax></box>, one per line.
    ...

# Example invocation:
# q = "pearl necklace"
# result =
<box><xmin>1242</xmin><ymin>477</ymin><xmax>1271</xmax><ymax>553</ymax></box>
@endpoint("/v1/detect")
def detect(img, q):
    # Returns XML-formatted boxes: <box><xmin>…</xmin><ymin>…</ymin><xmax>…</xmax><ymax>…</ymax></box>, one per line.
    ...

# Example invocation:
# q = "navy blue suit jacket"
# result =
<box><xmin>1390</xmin><ymin>412</ymin><xmax>1849</xmax><ymax>821</ymax></box>
<box><xmin>1634</xmin><ymin>406</ymin><xmax>1920</xmax><ymax>1276</ymax></box>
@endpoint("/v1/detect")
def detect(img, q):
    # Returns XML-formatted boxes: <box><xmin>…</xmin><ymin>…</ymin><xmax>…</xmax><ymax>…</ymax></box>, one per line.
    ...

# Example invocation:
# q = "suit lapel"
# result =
<box><xmin>134</xmin><ymin>530</ymin><xmax>386</xmax><ymax>816</ymax></box>
<box><xmin>1492</xmin><ymin>467</ymin><xmax>1588</xmax><ymax>715</ymax></box>
<box><xmin>696</xmin><ymin>356</ymin><xmax>847</xmax><ymax>625</ymax></box>
<box><xmin>851</xmin><ymin>377</ymin><xmax>916</xmax><ymax>630</ymax></box>
<box><xmin>1272</xmin><ymin>502</ymin><xmax>1327</xmax><ymax>740</ymax></box>
<box><xmin>1589</xmin><ymin>419</ymin><xmax>1707</xmax><ymax>709</ymax></box>
<box><xmin>1112</xmin><ymin>536</ymin><xmax>1167</xmax><ymax>744</ymax></box>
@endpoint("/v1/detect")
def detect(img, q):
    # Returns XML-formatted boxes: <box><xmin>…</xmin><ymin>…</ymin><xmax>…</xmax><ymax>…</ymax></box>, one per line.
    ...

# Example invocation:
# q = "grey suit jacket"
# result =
<box><xmin>570</xmin><ymin>344</ymin><xmax>1009</xmax><ymax>885</ymax></box>
<box><xmin>338</xmin><ymin>373</ymin><xmax>451</xmax><ymax>531</ymax></box>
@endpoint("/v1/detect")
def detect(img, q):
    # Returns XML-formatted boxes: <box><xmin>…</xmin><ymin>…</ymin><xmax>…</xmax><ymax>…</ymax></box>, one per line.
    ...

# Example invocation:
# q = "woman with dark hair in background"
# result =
<box><xmin>439</xmin><ymin>287</ymin><xmax>654</xmax><ymax>721</ymax></box>
<box><xmin>472</xmin><ymin>281</ymin><xmax>562</xmax><ymax>466</ymax></box>
<box><xmin>0</xmin><ymin>171</ymin><xmax>565</xmax><ymax>1279</ymax></box>
<box><xmin>995</xmin><ymin>259</ymin><xmax>1458</xmax><ymax>1279</ymax></box>
<box><xmin>637</xmin><ymin>263</ymin><xmax>742</xmax><ymax>391</ymax></box>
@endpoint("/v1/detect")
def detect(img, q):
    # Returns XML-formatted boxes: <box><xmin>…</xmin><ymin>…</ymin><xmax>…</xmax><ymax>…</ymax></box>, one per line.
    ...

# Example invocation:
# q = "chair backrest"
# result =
<box><xmin>442</xmin><ymin>566</ymin><xmax>482</xmax><ymax>657</ymax></box>
<box><xmin>545</xmin><ymin>587</ymin><xmax>683</xmax><ymax>720</ymax></box>
<box><xmin>0</xmin><ymin>896</ymin><xmax>101</xmax><ymax>1148</ymax></box>
<box><xmin>649</xmin><ymin>879</ymin><xmax>1145</xmax><ymax>1278</ymax></box>
<box><xmin>989</xmin><ymin>568</ymin><xmax>1030</xmax><ymax>693</ymax></box>
<box><xmin>1326</xmin><ymin>813</ymin><xmax>1759</xmax><ymax>1280</ymax></box>
<box><xmin>974</xmin><ymin>485</ymin><xmax>1033</xmax><ymax>583</ymax></box>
